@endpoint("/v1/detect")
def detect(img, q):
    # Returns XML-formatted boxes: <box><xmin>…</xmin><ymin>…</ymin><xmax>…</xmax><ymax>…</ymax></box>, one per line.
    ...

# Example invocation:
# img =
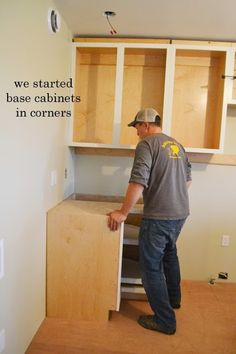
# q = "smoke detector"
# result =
<box><xmin>48</xmin><ymin>8</ymin><xmax>61</xmax><ymax>34</ymax></box>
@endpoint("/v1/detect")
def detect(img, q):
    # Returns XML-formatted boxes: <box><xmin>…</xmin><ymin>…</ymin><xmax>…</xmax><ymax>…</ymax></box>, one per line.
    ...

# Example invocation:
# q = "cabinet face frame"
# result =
<box><xmin>233</xmin><ymin>51</ymin><xmax>236</xmax><ymax>101</ymax></box>
<box><xmin>70</xmin><ymin>41</ymin><xmax>232</xmax><ymax>154</ymax></box>
<box><xmin>226</xmin><ymin>48</ymin><xmax>236</xmax><ymax>105</ymax></box>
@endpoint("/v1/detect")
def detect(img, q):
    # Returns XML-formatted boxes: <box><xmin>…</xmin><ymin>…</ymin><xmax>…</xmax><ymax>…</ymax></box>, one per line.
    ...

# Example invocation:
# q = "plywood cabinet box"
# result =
<box><xmin>46</xmin><ymin>199</ymin><xmax>143</xmax><ymax>321</ymax></box>
<box><xmin>70</xmin><ymin>38</ymin><xmax>236</xmax><ymax>153</ymax></box>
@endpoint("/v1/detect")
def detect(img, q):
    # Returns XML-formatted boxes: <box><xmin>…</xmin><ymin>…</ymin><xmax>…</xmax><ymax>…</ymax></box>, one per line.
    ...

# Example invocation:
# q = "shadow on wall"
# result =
<box><xmin>74</xmin><ymin>155</ymin><xmax>134</xmax><ymax>196</ymax></box>
<box><xmin>74</xmin><ymin>153</ymin><xmax>208</xmax><ymax>197</ymax></box>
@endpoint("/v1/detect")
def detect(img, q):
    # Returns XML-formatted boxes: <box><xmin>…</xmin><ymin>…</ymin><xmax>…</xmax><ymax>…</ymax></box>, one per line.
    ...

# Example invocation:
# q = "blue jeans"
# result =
<box><xmin>139</xmin><ymin>218</ymin><xmax>186</xmax><ymax>331</ymax></box>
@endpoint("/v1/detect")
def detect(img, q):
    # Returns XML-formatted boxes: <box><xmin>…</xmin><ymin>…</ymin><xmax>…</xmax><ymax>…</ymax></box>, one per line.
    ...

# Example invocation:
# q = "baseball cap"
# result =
<box><xmin>128</xmin><ymin>108</ymin><xmax>161</xmax><ymax>127</ymax></box>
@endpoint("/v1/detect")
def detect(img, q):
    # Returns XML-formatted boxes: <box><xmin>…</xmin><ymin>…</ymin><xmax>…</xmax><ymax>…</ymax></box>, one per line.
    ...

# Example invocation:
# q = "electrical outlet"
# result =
<box><xmin>221</xmin><ymin>234</ymin><xmax>230</xmax><ymax>246</ymax></box>
<box><xmin>218</xmin><ymin>272</ymin><xmax>228</xmax><ymax>279</ymax></box>
<box><xmin>64</xmin><ymin>168</ymin><xmax>67</xmax><ymax>179</ymax></box>
<box><xmin>0</xmin><ymin>239</ymin><xmax>4</xmax><ymax>280</ymax></box>
<box><xmin>0</xmin><ymin>329</ymin><xmax>5</xmax><ymax>352</ymax></box>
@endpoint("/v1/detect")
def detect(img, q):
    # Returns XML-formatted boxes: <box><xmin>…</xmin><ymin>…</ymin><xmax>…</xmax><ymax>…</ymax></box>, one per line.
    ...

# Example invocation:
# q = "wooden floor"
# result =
<box><xmin>26</xmin><ymin>281</ymin><xmax>236</xmax><ymax>354</ymax></box>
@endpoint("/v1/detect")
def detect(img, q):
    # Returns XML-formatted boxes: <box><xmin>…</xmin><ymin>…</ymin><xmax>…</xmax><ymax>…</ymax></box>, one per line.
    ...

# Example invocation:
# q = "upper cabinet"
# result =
<box><xmin>71</xmin><ymin>40</ymin><xmax>169</xmax><ymax>149</ymax></box>
<box><xmin>73</xmin><ymin>46</ymin><xmax>117</xmax><ymax>144</ymax></box>
<box><xmin>170</xmin><ymin>46</ymin><xmax>227</xmax><ymax>152</ymax></box>
<box><xmin>120</xmin><ymin>47</ymin><xmax>167</xmax><ymax>146</ymax></box>
<box><xmin>70</xmin><ymin>39</ymin><xmax>235</xmax><ymax>154</ymax></box>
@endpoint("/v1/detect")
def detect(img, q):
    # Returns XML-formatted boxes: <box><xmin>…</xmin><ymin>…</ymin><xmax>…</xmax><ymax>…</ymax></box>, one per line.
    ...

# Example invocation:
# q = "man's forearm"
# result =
<box><xmin>120</xmin><ymin>182</ymin><xmax>144</xmax><ymax>216</ymax></box>
<box><xmin>107</xmin><ymin>182</ymin><xmax>144</xmax><ymax>231</ymax></box>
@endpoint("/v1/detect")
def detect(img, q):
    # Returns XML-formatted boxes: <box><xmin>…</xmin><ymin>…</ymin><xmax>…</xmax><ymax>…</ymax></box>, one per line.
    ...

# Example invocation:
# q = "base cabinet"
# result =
<box><xmin>46</xmin><ymin>199</ymin><xmax>144</xmax><ymax>321</ymax></box>
<box><xmin>46</xmin><ymin>200</ymin><xmax>123</xmax><ymax>321</ymax></box>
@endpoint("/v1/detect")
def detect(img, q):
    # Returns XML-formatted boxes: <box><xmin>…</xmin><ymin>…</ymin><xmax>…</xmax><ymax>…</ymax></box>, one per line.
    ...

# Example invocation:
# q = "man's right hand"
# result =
<box><xmin>107</xmin><ymin>210</ymin><xmax>127</xmax><ymax>231</ymax></box>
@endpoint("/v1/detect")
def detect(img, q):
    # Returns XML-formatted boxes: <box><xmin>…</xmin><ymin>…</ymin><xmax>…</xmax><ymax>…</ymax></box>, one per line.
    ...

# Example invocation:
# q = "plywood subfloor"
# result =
<box><xmin>26</xmin><ymin>281</ymin><xmax>236</xmax><ymax>354</ymax></box>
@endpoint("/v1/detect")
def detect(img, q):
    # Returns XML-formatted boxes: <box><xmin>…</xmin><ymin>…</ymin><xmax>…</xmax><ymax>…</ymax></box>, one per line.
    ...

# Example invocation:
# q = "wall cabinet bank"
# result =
<box><xmin>70</xmin><ymin>38</ymin><xmax>236</xmax><ymax>154</ymax></box>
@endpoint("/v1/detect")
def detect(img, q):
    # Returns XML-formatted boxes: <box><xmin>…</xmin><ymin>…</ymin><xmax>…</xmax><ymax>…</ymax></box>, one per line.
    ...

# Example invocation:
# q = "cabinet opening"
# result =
<box><xmin>120</xmin><ymin>48</ymin><xmax>167</xmax><ymax>145</ymax></box>
<box><xmin>73</xmin><ymin>47</ymin><xmax>117</xmax><ymax>144</ymax></box>
<box><xmin>171</xmin><ymin>49</ymin><xmax>226</xmax><ymax>149</ymax></box>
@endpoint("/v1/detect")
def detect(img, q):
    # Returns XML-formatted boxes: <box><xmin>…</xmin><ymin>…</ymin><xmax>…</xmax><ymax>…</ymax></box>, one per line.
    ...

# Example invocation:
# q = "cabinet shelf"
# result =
<box><xmin>121</xmin><ymin>285</ymin><xmax>146</xmax><ymax>295</ymax></box>
<box><xmin>121</xmin><ymin>284</ymin><xmax>146</xmax><ymax>300</ymax></box>
<box><xmin>227</xmin><ymin>99</ymin><xmax>236</xmax><ymax>107</ymax></box>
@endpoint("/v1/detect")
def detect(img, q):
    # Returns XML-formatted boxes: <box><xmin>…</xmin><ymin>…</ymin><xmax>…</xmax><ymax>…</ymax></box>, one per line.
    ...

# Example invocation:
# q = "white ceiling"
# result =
<box><xmin>54</xmin><ymin>0</ymin><xmax>236</xmax><ymax>42</ymax></box>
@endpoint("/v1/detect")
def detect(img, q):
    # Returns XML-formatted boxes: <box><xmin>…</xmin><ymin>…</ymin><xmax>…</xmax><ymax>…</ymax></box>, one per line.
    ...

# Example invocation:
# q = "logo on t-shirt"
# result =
<box><xmin>161</xmin><ymin>141</ymin><xmax>181</xmax><ymax>159</ymax></box>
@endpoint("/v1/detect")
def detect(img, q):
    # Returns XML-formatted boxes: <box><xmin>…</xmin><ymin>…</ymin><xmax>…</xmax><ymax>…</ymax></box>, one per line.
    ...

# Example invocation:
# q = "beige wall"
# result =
<box><xmin>0</xmin><ymin>1</ymin><xmax>73</xmax><ymax>353</ymax></box>
<box><xmin>75</xmin><ymin>108</ymin><xmax>236</xmax><ymax>283</ymax></box>
<box><xmin>1</xmin><ymin>1</ymin><xmax>235</xmax><ymax>352</ymax></box>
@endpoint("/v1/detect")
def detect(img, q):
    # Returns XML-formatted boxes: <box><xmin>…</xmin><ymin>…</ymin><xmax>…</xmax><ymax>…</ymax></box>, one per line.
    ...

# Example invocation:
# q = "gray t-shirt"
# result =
<box><xmin>129</xmin><ymin>133</ymin><xmax>192</xmax><ymax>220</ymax></box>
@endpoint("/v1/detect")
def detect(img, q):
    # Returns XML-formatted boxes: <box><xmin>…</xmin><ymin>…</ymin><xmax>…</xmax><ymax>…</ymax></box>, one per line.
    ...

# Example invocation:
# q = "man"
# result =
<box><xmin>107</xmin><ymin>108</ymin><xmax>191</xmax><ymax>335</ymax></box>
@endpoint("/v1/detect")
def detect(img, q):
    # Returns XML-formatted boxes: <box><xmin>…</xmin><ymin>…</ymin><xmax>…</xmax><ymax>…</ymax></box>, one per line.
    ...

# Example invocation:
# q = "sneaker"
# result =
<box><xmin>171</xmin><ymin>303</ymin><xmax>181</xmax><ymax>309</ymax></box>
<box><xmin>138</xmin><ymin>315</ymin><xmax>176</xmax><ymax>335</ymax></box>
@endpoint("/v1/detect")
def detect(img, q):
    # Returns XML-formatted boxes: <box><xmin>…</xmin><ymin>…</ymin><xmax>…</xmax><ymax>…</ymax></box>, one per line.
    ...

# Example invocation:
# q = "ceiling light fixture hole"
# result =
<box><xmin>103</xmin><ymin>11</ymin><xmax>116</xmax><ymax>17</ymax></box>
